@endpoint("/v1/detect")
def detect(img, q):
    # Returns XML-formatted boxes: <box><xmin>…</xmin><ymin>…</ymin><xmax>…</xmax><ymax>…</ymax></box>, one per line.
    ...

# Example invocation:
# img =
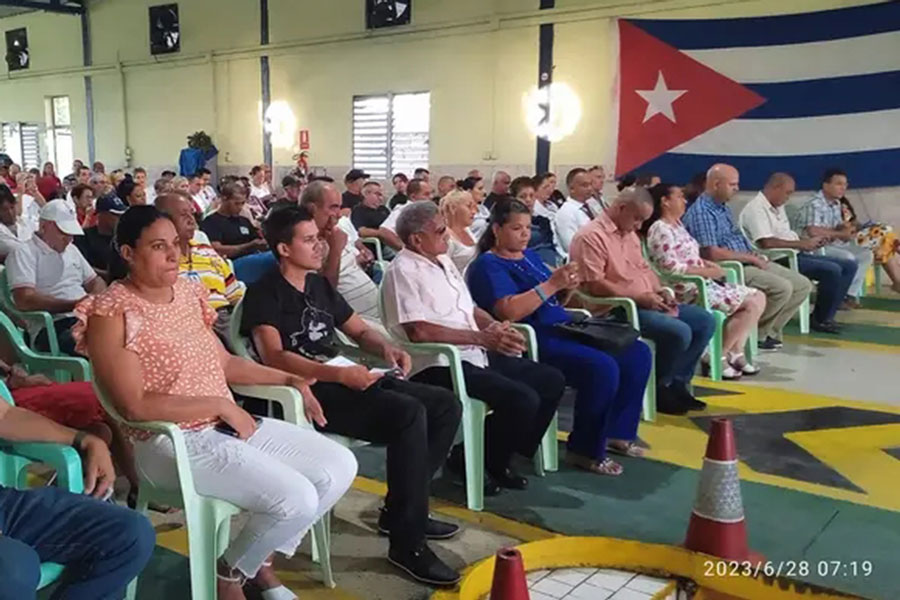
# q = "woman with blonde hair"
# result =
<box><xmin>439</xmin><ymin>190</ymin><xmax>478</xmax><ymax>273</ymax></box>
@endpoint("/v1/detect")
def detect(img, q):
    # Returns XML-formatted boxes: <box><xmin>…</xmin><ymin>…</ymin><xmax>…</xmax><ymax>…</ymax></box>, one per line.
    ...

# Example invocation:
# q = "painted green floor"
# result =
<box><xmin>353</xmin><ymin>446</ymin><xmax>900</xmax><ymax>600</ymax></box>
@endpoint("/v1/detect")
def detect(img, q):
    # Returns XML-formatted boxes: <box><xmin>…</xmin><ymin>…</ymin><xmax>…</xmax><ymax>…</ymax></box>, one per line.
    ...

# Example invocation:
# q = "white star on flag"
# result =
<box><xmin>636</xmin><ymin>71</ymin><xmax>687</xmax><ymax>123</ymax></box>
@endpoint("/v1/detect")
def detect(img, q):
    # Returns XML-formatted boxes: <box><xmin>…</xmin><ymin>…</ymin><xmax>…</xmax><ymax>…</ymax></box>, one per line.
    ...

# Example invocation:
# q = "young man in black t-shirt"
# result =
<box><xmin>74</xmin><ymin>194</ymin><xmax>126</xmax><ymax>279</ymax></box>
<box><xmin>340</xmin><ymin>169</ymin><xmax>367</xmax><ymax>211</ymax></box>
<box><xmin>240</xmin><ymin>206</ymin><xmax>462</xmax><ymax>586</ymax></box>
<box><xmin>350</xmin><ymin>181</ymin><xmax>394</xmax><ymax>260</ymax></box>
<box><xmin>388</xmin><ymin>172</ymin><xmax>409</xmax><ymax>210</ymax></box>
<box><xmin>201</xmin><ymin>182</ymin><xmax>276</xmax><ymax>283</ymax></box>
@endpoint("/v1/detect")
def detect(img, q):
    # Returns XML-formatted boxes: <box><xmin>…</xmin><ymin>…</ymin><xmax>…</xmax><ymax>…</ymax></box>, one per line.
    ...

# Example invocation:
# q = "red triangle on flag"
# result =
<box><xmin>615</xmin><ymin>20</ymin><xmax>766</xmax><ymax>177</ymax></box>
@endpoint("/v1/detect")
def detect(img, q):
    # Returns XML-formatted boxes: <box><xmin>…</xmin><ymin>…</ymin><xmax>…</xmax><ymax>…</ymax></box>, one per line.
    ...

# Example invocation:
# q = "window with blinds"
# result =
<box><xmin>352</xmin><ymin>92</ymin><xmax>429</xmax><ymax>181</ymax></box>
<box><xmin>1</xmin><ymin>122</ymin><xmax>41</xmax><ymax>169</ymax></box>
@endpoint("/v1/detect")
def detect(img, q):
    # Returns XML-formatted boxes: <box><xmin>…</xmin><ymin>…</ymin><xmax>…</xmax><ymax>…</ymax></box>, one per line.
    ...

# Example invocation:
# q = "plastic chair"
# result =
<box><xmin>377</xmin><ymin>287</ymin><xmax>558</xmax><ymax>512</ymax></box>
<box><xmin>0</xmin><ymin>381</ymin><xmax>83</xmax><ymax>591</ymax></box>
<box><xmin>572</xmin><ymin>292</ymin><xmax>657</xmax><ymax>422</ymax></box>
<box><xmin>93</xmin><ymin>387</ymin><xmax>335</xmax><ymax>600</ymax></box>
<box><xmin>0</xmin><ymin>267</ymin><xmax>61</xmax><ymax>356</ymax></box>
<box><xmin>360</xmin><ymin>237</ymin><xmax>389</xmax><ymax>280</ymax></box>
<box><xmin>0</xmin><ymin>311</ymin><xmax>91</xmax><ymax>383</ymax></box>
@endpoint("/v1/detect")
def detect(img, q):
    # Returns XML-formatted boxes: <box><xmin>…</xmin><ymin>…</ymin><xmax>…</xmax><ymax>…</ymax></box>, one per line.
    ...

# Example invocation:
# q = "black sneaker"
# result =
<box><xmin>487</xmin><ymin>466</ymin><xmax>528</xmax><ymax>490</ymax></box>
<box><xmin>378</xmin><ymin>507</ymin><xmax>460</xmax><ymax>540</ymax></box>
<box><xmin>655</xmin><ymin>385</ymin><xmax>688</xmax><ymax>416</ymax></box>
<box><xmin>388</xmin><ymin>544</ymin><xmax>461</xmax><ymax>586</ymax></box>
<box><xmin>671</xmin><ymin>382</ymin><xmax>707</xmax><ymax>411</ymax></box>
<box><xmin>445</xmin><ymin>445</ymin><xmax>501</xmax><ymax>496</ymax></box>
<box><xmin>757</xmin><ymin>336</ymin><xmax>783</xmax><ymax>351</ymax></box>
<box><xmin>811</xmin><ymin>319</ymin><xmax>841</xmax><ymax>334</ymax></box>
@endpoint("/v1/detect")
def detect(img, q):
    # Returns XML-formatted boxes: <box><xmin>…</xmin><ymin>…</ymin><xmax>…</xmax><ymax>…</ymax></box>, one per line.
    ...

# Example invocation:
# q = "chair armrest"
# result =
<box><xmin>230</xmin><ymin>384</ymin><xmax>308</xmax><ymax>428</ymax></box>
<box><xmin>396</xmin><ymin>341</ymin><xmax>470</xmax><ymax>400</ymax></box>
<box><xmin>512</xmin><ymin>323</ymin><xmax>538</xmax><ymax>361</ymax></box>
<box><xmin>565</xmin><ymin>308</ymin><xmax>591</xmax><ymax>318</ymax></box>
<box><xmin>24</xmin><ymin>355</ymin><xmax>92</xmax><ymax>382</ymax></box>
<box><xmin>360</xmin><ymin>237</ymin><xmax>384</xmax><ymax>262</ymax></box>
<box><xmin>663</xmin><ymin>274</ymin><xmax>710</xmax><ymax>310</ymax></box>
<box><xmin>574</xmin><ymin>292</ymin><xmax>640</xmax><ymax>328</ymax></box>
<box><xmin>758</xmin><ymin>248</ymin><xmax>799</xmax><ymax>270</ymax></box>
<box><xmin>718</xmin><ymin>260</ymin><xmax>745</xmax><ymax>285</ymax></box>
<box><xmin>3</xmin><ymin>442</ymin><xmax>84</xmax><ymax>494</ymax></box>
<box><xmin>16</xmin><ymin>310</ymin><xmax>59</xmax><ymax>354</ymax></box>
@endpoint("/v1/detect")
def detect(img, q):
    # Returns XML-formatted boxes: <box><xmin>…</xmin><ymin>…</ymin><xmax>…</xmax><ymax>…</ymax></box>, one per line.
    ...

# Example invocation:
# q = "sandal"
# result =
<box><xmin>728</xmin><ymin>353</ymin><xmax>759</xmax><ymax>376</ymax></box>
<box><xmin>606</xmin><ymin>440</ymin><xmax>646</xmax><ymax>458</ymax></box>
<box><xmin>566</xmin><ymin>452</ymin><xmax>623</xmax><ymax>476</ymax></box>
<box><xmin>247</xmin><ymin>561</ymin><xmax>298</xmax><ymax>600</ymax></box>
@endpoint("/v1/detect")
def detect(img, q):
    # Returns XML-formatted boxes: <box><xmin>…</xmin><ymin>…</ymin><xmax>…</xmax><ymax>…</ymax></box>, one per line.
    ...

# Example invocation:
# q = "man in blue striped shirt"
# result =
<box><xmin>683</xmin><ymin>164</ymin><xmax>812</xmax><ymax>351</ymax></box>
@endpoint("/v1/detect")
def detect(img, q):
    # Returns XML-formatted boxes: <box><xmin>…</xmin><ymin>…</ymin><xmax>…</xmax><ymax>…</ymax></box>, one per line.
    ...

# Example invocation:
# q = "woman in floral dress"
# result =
<box><xmin>839</xmin><ymin>197</ymin><xmax>900</xmax><ymax>294</ymax></box>
<box><xmin>643</xmin><ymin>183</ymin><xmax>765</xmax><ymax>379</ymax></box>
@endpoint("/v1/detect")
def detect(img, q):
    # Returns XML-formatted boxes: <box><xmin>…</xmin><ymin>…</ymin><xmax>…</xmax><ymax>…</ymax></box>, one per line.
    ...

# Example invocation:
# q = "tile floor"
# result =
<box><xmin>487</xmin><ymin>567</ymin><xmax>673</xmax><ymax>599</ymax></box>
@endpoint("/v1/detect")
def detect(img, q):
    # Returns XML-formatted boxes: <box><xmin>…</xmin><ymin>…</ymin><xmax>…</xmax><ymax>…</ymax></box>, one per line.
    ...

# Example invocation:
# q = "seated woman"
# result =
<box><xmin>509</xmin><ymin>176</ymin><xmax>560</xmax><ymax>267</ymax></box>
<box><xmin>73</xmin><ymin>206</ymin><xmax>356</xmax><ymax>600</ymax></box>
<box><xmin>644</xmin><ymin>183</ymin><xmax>765</xmax><ymax>379</ymax></box>
<box><xmin>439</xmin><ymin>190</ymin><xmax>478</xmax><ymax>274</ymax></box>
<box><xmin>839</xmin><ymin>196</ymin><xmax>900</xmax><ymax>294</ymax></box>
<box><xmin>466</xmin><ymin>200</ymin><xmax>652</xmax><ymax>476</ymax></box>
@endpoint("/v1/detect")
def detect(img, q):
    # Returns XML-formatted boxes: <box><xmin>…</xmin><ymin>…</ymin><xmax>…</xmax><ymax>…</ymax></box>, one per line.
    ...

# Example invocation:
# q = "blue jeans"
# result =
<box><xmin>797</xmin><ymin>254</ymin><xmax>856</xmax><ymax>323</ymax></box>
<box><xmin>638</xmin><ymin>304</ymin><xmax>716</xmax><ymax>387</ymax></box>
<box><xmin>539</xmin><ymin>333</ymin><xmax>651</xmax><ymax>460</ymax></box>
<box><xmin>0</xmin><ymin>486</ymin><xmax>155</xmax><ymax>600</ymax></box>
<box><xmin>232</xmin><ymin>252</ymin><xmax>278</xmax><ymax>284</ymax></box>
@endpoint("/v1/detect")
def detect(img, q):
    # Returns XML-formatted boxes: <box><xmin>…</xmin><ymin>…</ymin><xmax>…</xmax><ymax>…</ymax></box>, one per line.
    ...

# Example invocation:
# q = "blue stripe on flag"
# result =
<box><xmin>743</xmin><ymin>71</ymin><xmax>900</xmax><ymax>119</ymax></box>
<box><xmin>634</xmin><ymin>148</ymin><xmax>900</xmax><ymax>190</ymax></box>
<box><xmin>628</xmin><ymin>2</ymin><xmax>900</xmax><ymax>50</ymax></box>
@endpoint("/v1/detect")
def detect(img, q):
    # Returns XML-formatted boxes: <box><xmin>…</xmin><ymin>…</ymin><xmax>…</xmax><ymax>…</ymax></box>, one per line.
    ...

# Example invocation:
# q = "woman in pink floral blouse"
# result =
<box><xmin>644</xmin><ymin>183</ymin><xmax>765</xmax><ymax>379</ymax></box>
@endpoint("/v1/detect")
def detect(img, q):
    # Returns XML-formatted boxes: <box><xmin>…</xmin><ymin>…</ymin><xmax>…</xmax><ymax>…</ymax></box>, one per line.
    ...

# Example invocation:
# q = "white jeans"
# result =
<box><xmin>134</xmin><ymin>418</ymin><xmax>357</xmax><ymax>577</ymax></box>
<box><xmin>822</xmin><ymin>244</ymin><xmax>873</xmax><ymax>298</ymax></box>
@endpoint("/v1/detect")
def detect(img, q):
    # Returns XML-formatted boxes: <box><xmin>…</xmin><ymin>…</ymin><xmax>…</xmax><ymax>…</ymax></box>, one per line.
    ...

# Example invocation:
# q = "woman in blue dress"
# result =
<box><xmin>467</xmin><ymin>200</ymin><xmax>652</xmax><ymax>476</ymax></box>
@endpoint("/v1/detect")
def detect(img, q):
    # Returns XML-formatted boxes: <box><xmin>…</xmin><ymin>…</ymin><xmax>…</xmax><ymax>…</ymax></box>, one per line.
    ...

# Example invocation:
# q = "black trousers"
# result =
<box><xmin>34</xmin><ymin>316</ymin><xmax>79</xmax><ymax>356</ymax></box>
<box><xmin>311</xmin><ymin>377</ymin><xmax>461</xmax><ymax>553</ymax></box>
<box><xmin>412</xmin><ymin>353</ymin><xmax>565</xmax><ymax>473</ymax></box>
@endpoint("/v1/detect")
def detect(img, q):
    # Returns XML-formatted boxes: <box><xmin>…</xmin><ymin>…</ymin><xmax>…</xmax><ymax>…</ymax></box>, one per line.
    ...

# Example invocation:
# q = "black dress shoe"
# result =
<box><xmin>378</xmin><ymin>507</ymin><xmax>460</xmax><ymax>540</ymax></box>
<box><xmin>487</xmin><ymin>467</ymin><xmax>528</xmax><ymax>490</ymax></box>
<box><xmin>388</xmin><ymin>544</ymin><xmax>461</xmax><ymax>586</ymax></box>
<box><xmin>811</xmin><ymin>319</ymin><xmax>841</xmax><ymax>334</ymax></box>
<box><xmin>445</xmin><ymin>445</ymin><xmax>501</xmax><ymax>496</ymax></box>
<box><xmin>655</xmin><ymin>385</ymin><xmax>688</xmax><ymax>415</ymax></box>
<box><xmin>757</xmin><ymin>336</ymin><xmax>783</xmax><ymax>351</ymax></box>
<box><xmin>671</xmin><ymin>382</ymin><xmax>707</xmax><ymax>411</ymax></box>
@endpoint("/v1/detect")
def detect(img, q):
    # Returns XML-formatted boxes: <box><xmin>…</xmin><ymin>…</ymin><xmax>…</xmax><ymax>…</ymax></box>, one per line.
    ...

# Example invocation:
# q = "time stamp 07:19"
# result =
<box><xmin>704</xmin><ymin>560</ymin><xmax>874</xmax><ymax>579</ymax></box>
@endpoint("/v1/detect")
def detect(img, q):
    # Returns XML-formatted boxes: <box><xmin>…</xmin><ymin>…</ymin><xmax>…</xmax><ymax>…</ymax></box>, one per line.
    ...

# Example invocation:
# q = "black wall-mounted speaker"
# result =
<box><xmin>149</xmin><ymin>4</ymin><xmax>180</xmax><ymax>55</ymax></box>
<box><xmin>366</xmin><ymin>0</ymin><xmax>411</xmax><ymax>30</ymax></box>
<box><xmin>5</xmin><ymin>28</ymin><xmax>29</xmax><ymax>71</ymax></box>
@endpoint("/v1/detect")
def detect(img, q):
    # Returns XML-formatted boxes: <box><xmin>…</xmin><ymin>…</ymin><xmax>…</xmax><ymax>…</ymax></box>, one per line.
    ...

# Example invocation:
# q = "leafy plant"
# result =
<box><xmin>187</xmin><ymin>131</ymin><xmax>214</xmax><ymax>151</ymax></box>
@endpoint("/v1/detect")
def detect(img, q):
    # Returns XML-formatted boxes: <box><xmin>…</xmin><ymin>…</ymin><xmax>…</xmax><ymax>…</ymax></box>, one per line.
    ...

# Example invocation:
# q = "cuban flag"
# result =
<box><xmin>614</xmin><ymin>1</ymin><xmax>900</xmax><ymax>190</ymax></box>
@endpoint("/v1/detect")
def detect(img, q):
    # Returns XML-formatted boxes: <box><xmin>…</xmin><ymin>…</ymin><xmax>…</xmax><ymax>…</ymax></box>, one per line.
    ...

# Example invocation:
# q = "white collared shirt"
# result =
<box><xmin>554</xmin><ymin>197</ymin><xmax>601</xmax><ymax>253</ymax></box>
<box><xmin>0</xmin><ymin>221</ymin><xmax>27</xmax><ymax>260</ymax></box>
<box><xmin>381</xmin><ymin>248</ymin><xmax>487</xmax><ymax>374</ymax></box>
<box><xmin>6</xmin><ymin>234</ymin><xmax>97</xmax><ymax>339</ymax></box>
<box><xmin>470</xmin><ymin>204</ymin><xmax>490</xmax><ymax>240</ymax></box>
<box><xmin>739</xmin><ymin>191</ymin><xmax>799</xmax><ymax>243</ymax></box>
<box><xmin>380</xmin><ymin>199</ymin><xmax>429</xmax><ymax>234</ymax></box>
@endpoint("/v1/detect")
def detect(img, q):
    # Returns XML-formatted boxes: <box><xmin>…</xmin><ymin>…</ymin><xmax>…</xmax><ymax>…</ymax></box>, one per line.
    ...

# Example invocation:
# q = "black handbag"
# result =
<box><xmin>553</xmin><ymin>310</ymin><xmax>640</xmax><ymax>356</ymax></box>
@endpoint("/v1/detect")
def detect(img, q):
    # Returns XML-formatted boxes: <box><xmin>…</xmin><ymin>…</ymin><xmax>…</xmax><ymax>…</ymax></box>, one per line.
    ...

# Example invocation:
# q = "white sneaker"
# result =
<box><xmin>721</xmin><ymin>359</ymin><xmax>742</xmax><ymax>380</ymax></box>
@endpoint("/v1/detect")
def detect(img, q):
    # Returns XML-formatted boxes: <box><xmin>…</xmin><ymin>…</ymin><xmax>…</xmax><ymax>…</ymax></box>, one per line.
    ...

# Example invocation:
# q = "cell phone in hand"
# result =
<box><xmin>214</xmin><ymin>416</ymin><xmax>263</xmax><ymax>438</ymax></box>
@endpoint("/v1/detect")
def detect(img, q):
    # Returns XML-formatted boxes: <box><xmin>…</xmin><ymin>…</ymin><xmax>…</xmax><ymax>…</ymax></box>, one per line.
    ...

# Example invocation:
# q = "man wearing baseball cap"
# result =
<box><xmin>6</xmin><ymin>199</ymin><xmax>106</xmax><ymax>355</ymax></box>
<box><xmin>75</xmin><ymin>193</ymin><xmax>127</xmax><ymax>278</ymax></box>
<box><xmin>341</xmin><ymin>168</ymin><xmax>369</xmax><ymax>211</ymax></box>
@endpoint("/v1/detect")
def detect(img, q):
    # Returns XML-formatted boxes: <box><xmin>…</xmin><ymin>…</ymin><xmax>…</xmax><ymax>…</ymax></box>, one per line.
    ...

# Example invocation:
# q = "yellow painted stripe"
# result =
<box><xmin>652</xmin><ymin>581</ymin><xmax>678</xmax><ymax>600</ymax></box>
<box><xmin>784</xmin><ymin>334</ymin><xmax>900</xmax><ymax>355</ymax></box>
<box><xmin>430</xmin><ymin>536</ymin><xmax>863</xmax><ymax>600</ymax></box>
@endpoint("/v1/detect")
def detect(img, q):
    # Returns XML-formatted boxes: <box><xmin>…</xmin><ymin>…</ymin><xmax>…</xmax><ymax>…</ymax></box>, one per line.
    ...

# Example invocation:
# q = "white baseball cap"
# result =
<box><xmin>40</xmin><ymin>199</ymin><xmax>84</xmax><ymax>236</ymax></box>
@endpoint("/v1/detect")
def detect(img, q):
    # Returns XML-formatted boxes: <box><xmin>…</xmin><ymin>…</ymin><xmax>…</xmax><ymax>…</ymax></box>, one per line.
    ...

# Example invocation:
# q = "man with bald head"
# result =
<box><xmin>571</xmin><ymin>188</ymin><xmax>715</xmax><ymax>415</ymax></box>
<box><xmin>739</xmin><ymin>173</ymin><xmax>854</xmax><ymax>333</ymax></box>
<box><xmin>683</xmin><ymin>164</ymin><xmax>812</xmax><ymax>350</ymax></box>
<box><xmin>484</xmin><ymin>171</ymin><xmax>512</xmax><ymax>210</ymax></box>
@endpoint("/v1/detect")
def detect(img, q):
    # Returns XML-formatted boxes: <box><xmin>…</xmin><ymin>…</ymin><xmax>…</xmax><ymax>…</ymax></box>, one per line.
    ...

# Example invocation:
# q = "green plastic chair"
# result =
<box><xmin>93</xmin><ymin>383</ymin><xmax>335</xmax><ymax>600</ymax></box>
<box><xmin>0</xmin><ymin>267</ymin><xmax>61</xmax><ymax>356</ymax></box>
<box><xmin>571</xmin><ymin>293</ymin><xmax>657</xmax><ymax>422</ymax></box>
<box><xmin>753</xmin><ymin>248</ymin><xmax>811</xmax><ymax>335</ymax></box>
<box><xmin>0</xmin><ymin>380</ymin><xmax>84</xmax><ymax>591</ymax></box>
<box><xmin>376</xmin><ymin>286</ymin><xmax>558</xmax><ymax>512</ymax></box>
<box><xmin>0</xmin><ymin>311</ymin><xmax>91</xmax><ymax>384</ymax></box>
<box><xmin>360</xmin><ymin>237</ymin><xmax>390</xmax><ymax>280</ymax></box>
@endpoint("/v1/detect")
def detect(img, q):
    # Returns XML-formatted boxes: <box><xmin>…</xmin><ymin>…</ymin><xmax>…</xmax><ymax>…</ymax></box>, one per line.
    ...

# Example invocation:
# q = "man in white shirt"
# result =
<box><xmin>63</xmin><ymin>165</ymin><xmax>91</xmax><ymax>211</ymax></box>
<box><xmin>739</xmin><ymin>172</ymin><xmax>855</xmax><ymax>333</ymax></box>
<box><xmin>588</xmin><ymin>165</ymin><xmax>607</xmax><ymax>209</ymax></box>
<box><xmin>0</xmin><ymin>186</ymin><xmax>28</xmax><ymax>261</ymax></box>
<box><xmin>189</xmin><ymin>173</ymin><xmax>214</xmax><ymax>214</ymax></box>
<box><xmin>6</xmin><ymin>199</ymin><xmax>107</xmax><ymax>354</ymax></box>
<box><xmin>554</xmin><ymin>167</ymin><xmax>603</xmax><ymax>253</ymax></box>
<box><xmin>379</xmin><ymin>178</ymin><xmax>433</xmax><ymax>250</ymax></box>
<box><xmin>381</xmin><ymin>201</ymin><xmax>565</xmax><ymax>493</ymax></box>
<box><xmin>301</xmin><ymin>181</ymin><xmax>379</xmax><ymax>319</ymax></box>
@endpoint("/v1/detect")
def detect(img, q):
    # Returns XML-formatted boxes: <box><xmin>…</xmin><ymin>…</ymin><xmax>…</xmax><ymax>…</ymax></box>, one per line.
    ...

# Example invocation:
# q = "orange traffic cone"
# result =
<box><xmin>490</xmin><ymin>547</ymin><xmax>531</xmax><ymax>600</ymax></box>
<box><xmin>685</xmin><ymin>418</ymin><xmax>763</xmax><ymax>562</ymax></box>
